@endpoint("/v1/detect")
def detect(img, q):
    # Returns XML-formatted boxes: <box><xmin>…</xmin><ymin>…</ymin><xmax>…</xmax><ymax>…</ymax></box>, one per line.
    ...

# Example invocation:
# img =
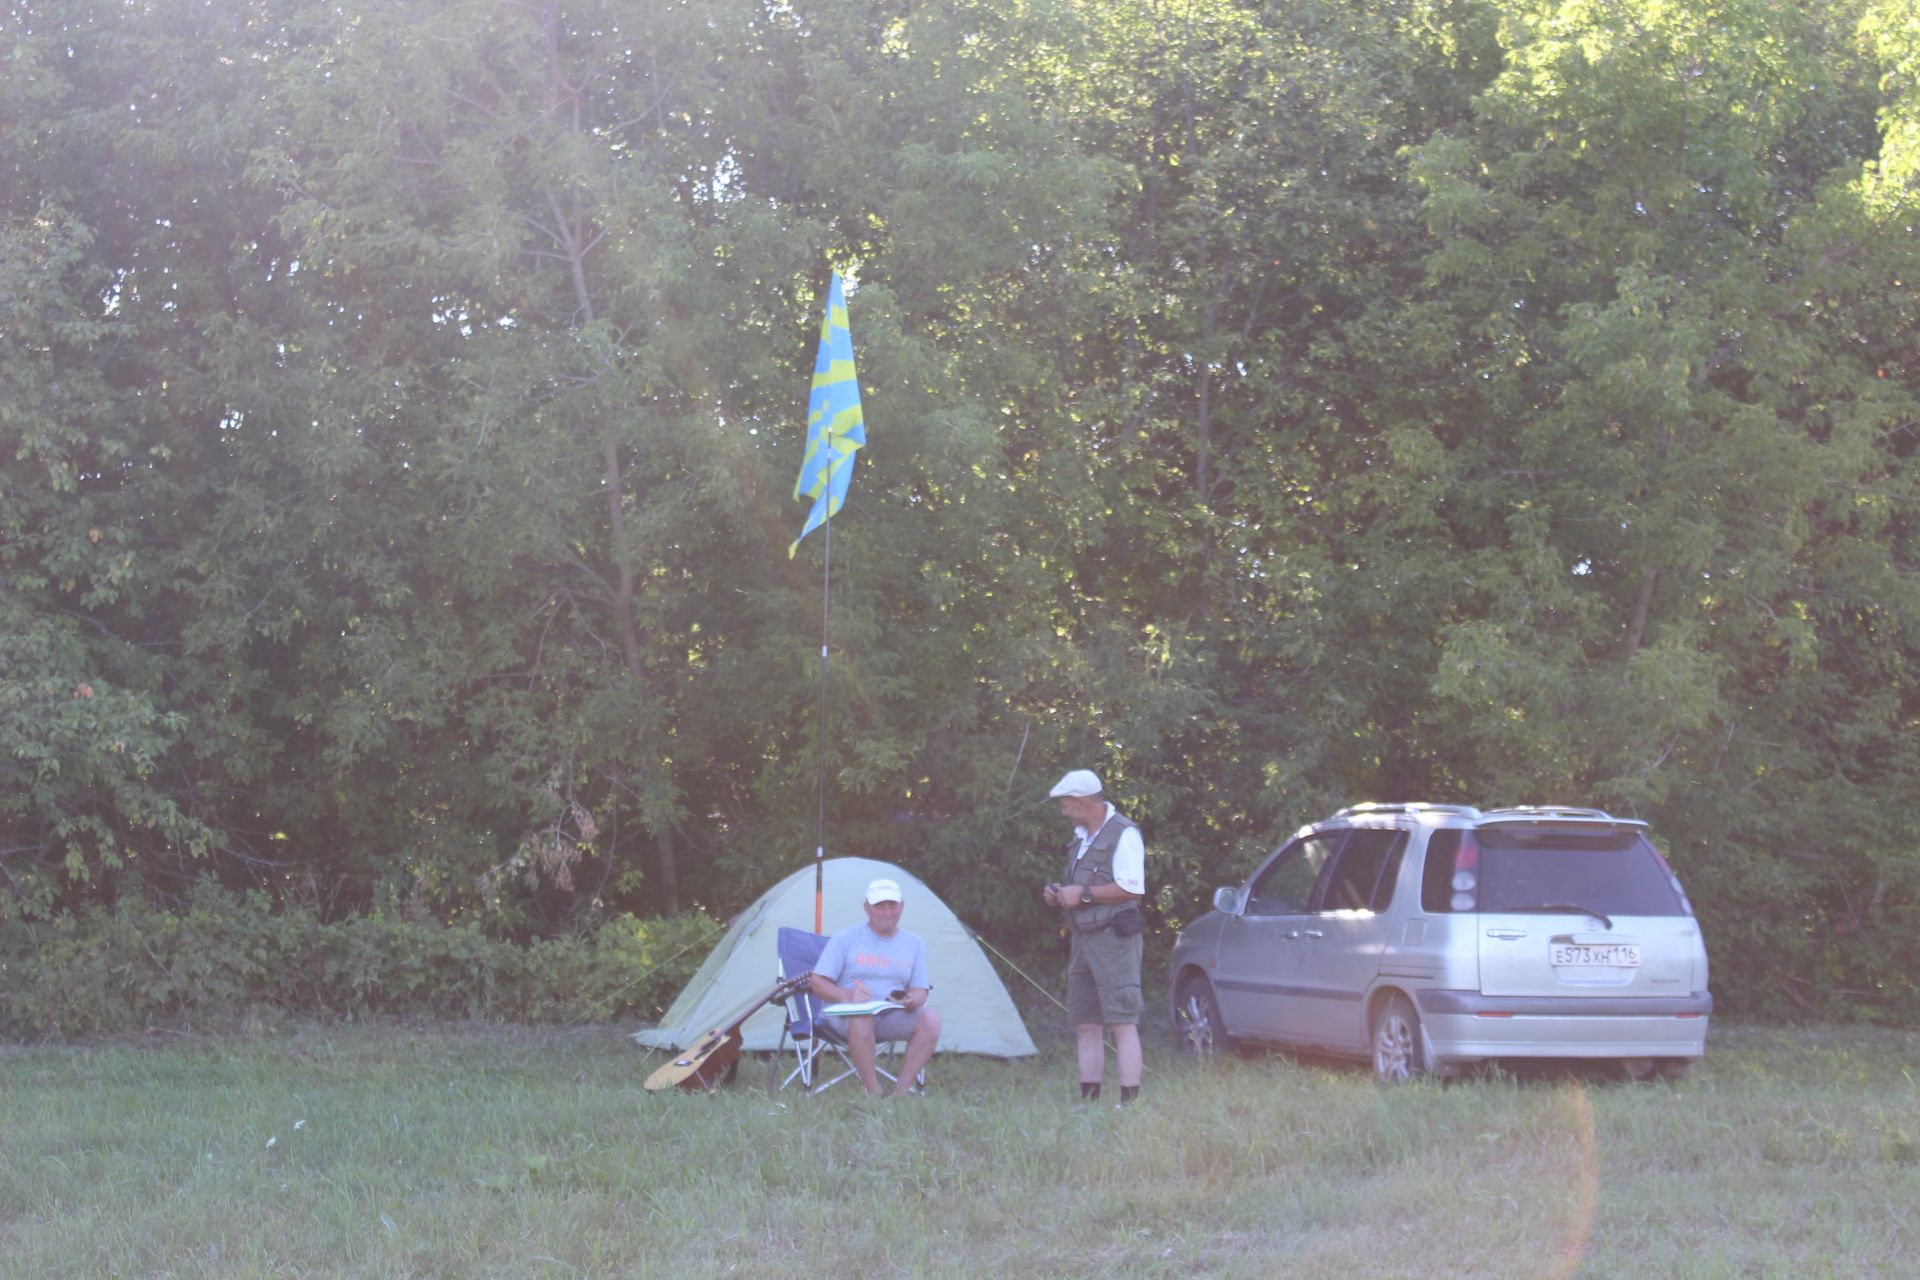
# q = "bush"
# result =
<box><xmin>0</xmin><ymin>885</ymin><xmax>719</xmax><ymax>1039</ymax></box>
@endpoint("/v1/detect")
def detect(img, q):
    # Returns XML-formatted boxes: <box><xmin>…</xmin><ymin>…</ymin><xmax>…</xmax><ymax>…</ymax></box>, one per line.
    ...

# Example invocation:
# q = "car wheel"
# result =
<box><xmin>1173</xmin><ymin>974</ymin><xmax>1227</xmax><ymax>1056</ymax></box>
<box><xmin>1371</xmin><ymin>993</ymin><xmax>1425</xmax><ymax>1084</ymax></box>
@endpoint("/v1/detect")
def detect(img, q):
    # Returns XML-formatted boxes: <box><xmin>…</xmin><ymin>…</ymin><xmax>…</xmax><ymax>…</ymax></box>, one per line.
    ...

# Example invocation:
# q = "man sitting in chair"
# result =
<box><xmin>810</xmin><ymin>878</ymin><xmax>942</xmax><ymax>1096</ymax></box>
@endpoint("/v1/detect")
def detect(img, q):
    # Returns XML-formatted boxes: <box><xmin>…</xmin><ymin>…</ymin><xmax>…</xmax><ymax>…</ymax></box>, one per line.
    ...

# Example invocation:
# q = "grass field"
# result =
<box><xmin>2</xmin><ymin>1018</ymin><xmax>1916</xmax><ymax>1279</ymax></box>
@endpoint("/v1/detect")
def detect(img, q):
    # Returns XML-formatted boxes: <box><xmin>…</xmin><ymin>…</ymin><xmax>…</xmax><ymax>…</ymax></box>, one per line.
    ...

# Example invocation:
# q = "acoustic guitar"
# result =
<box><xmin>643</xmin><ymin>973</ymin><xmax>813</xmax><ymax>1092</ymax></box>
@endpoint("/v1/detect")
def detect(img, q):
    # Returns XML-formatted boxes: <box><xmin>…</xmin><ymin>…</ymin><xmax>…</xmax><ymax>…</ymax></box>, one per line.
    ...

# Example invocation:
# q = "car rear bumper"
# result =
<box><xmin>1416</xmin><ymin>989</ymin><xmax>1711</xmax><ymax>1061</ymax></box>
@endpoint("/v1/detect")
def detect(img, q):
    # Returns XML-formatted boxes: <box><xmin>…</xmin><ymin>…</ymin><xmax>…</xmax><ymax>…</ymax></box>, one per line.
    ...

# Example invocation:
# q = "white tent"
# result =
<box><xmin>633</xmin><ymin>856</ymin><xmax>1037</xmax><ymax>1057</ymax></box>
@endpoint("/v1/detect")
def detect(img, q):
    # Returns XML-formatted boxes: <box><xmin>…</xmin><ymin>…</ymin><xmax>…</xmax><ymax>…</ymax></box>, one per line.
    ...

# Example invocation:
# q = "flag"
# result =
<box><xmin>790</xmin><ymin>270</ymin><xmax>866</xmax><ymax>557</ymax></box>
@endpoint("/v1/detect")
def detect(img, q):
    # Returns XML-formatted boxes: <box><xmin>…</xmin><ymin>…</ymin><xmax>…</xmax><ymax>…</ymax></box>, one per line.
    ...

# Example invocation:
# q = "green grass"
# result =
<box><xmin>3</xmin><ymin>1020</ymin><xmax>1916</xmax><ymax>1278</ymax></box>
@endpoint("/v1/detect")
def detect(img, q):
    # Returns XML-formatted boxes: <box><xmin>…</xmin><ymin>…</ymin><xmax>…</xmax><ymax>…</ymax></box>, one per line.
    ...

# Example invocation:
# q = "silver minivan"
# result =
<box><xmin>1167</xmin><ymin>804</ymin><xmax>1711</xmax><ymax>1082</ymax></box>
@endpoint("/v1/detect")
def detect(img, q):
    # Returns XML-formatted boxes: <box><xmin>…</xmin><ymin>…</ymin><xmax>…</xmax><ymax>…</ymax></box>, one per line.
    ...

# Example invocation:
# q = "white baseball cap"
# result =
<box><xmin>865</xmin><ymin>878</ymin><xmax>903</xmax><ymax>905</ymax></box>
<box><xmin>1048</xmin><ymin>769</ymin><xmax>1103</xmax><ymax>798</ymax></box>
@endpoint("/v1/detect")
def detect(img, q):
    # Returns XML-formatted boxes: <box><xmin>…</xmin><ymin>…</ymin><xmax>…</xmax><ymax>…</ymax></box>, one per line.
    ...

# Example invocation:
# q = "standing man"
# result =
<box><xmin>1041</xmin><ymin>769</ymin><xmax>1146</xmax><ymax>1103</ymax></box>
<box><xmin>810</xmin><ymin>878</ymin><xmax>942</xmax><ymax>1096</ymax></box>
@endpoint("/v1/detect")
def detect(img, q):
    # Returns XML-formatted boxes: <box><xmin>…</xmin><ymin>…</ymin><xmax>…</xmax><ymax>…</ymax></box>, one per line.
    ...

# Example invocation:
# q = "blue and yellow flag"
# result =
<box><xmin>790</xmin><ymin>271</ymin><xmax>866</xmax><ymax>557</ymax></box>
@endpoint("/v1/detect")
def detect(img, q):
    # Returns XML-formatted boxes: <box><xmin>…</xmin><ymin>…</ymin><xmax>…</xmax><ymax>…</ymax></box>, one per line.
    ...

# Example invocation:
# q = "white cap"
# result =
<box><xmin>1048</xmin><ymin>769</ymin><xmax>1103</xmax><ymax>799</ymax></box>
<box><xmin>865</xmin><ymin>878</ymin><xmax>903</xmax><ymax>905</ymax></box>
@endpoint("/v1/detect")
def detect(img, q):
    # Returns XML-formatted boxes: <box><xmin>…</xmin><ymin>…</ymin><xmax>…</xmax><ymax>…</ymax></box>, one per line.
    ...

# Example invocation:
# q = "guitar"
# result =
<box><xmin>643</xmin><ymin>973</ymin><xmax>813</xmax><ymax>1093</ymax></box>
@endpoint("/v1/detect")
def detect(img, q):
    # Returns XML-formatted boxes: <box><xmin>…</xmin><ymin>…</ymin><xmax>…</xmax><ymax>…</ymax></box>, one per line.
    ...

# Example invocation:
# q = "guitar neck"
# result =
<box><xmin>705</xmin><ymin>973</ymin><xmax>810</xmax><ymax>1038</ymax></box>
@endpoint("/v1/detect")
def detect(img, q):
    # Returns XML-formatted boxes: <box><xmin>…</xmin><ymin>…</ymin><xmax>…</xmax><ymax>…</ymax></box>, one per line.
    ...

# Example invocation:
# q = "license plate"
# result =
<box><xmin>1551</xmin><ymin>943</ymin><xmax>1641</xmax><ymax>967</ymax></box>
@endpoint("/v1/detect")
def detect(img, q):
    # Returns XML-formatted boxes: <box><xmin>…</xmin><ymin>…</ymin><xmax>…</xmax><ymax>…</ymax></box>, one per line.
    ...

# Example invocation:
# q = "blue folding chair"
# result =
<box><xmin>775</xmin><ymin>926</ymin><xmax>920</xmax><ymax>1095</ymax></box>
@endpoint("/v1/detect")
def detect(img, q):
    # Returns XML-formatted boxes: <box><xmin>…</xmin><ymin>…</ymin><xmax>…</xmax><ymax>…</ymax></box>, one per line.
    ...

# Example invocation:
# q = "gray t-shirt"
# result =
<box><xmin>815</xmin><ymin>922</ymin><xmax>930</xmax><ymax>1001</ymax></box>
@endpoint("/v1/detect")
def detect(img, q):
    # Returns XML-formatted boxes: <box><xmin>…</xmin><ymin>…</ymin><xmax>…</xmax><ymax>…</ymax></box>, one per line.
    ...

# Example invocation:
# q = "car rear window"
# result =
<box><xmin>1419</xmin><ymin>827</ymin><xmax>1690</xmax><ymax>917</ymax></box>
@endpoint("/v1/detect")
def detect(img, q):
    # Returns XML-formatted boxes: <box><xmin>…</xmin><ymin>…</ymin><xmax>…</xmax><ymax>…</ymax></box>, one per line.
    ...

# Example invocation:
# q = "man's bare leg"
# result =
<box><xmin>1112</xmin><ymin>1023</ymin><xmax>1142</xmax><ymax>1088</ymax></box>
<box><xmin>1076</xmin><ymin>1023</ymin><xmax>1106</xmax><ymax>1095</ymax></box>
<box><xmin>845</xmin><ymin>1016</ymin><xmax>883</xmax><ymax>1095</ymax></box>
<box><xmin>891</xmin><ymin>1009</ymin><xmax>942</xmax><ymax>1095</ymax></box>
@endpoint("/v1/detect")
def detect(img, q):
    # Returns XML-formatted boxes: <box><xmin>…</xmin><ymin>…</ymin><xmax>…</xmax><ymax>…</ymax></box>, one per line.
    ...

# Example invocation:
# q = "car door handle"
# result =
<box><xmin>1487</xmin><ymin>928</ymin><xmax>1527</xmax><ymax>940</ymax></box>
<box><xmin>1299</xmin><ymin>929</ymin><xmax>1324</xmax><ymax>939</ymax></box>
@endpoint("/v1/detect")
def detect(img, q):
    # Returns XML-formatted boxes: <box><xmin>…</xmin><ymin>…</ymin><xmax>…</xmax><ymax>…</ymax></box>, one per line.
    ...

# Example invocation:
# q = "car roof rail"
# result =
<box><xmin>1478</xmin><ymin>805</ymin><xmax>1647</xmax><ymax>826</ymax></box>
<box><xmin>1331</xmin><ymin>802</ymin><xmax>1483</xmax><ymax>821</ymax></box>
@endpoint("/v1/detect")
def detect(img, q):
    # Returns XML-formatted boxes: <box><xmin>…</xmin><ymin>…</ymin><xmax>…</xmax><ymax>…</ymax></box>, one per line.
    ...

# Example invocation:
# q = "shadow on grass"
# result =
<box><xmin>1210</xmin><ymin>1040</ymin><xmax>1691</xmax><ymax>1089</ymax></box>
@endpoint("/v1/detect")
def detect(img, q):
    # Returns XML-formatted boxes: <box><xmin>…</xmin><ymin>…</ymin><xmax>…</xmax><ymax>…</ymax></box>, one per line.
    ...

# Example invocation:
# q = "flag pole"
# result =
<box><xmin>815</xmin><ymin>465</ymin><xmax>831</xmax><ymax>934</ymax></box>
<box><xmin>792</xmin><ymin>266</ymin><xmax>865</xmax><ymax>935</ymax></box>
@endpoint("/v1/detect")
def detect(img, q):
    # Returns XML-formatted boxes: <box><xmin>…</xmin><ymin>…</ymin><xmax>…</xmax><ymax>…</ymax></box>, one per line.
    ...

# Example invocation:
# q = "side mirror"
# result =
<box><xmin>1212</xmin><ymin>886</ymin><xmax>1239</xmax><ymax>914</ymax></box>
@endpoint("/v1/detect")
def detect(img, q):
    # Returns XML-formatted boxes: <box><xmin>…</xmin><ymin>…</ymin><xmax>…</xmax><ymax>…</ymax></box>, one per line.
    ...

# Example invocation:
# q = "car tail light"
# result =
<box><xmin>1450</xmin><ymin>833</ymin><xmax>1479</xmax><ymax>911</ymax></box>
<box><xmin>1649</xmin><ymin>844</ymin><xmax>1697</xmax><ymax>914</ymax></box>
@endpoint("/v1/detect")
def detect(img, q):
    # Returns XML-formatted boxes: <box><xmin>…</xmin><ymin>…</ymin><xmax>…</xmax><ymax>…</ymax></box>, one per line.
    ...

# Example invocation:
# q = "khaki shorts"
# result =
<box><xmin>1066</xmin><ymin>929</ymin><xmax>1144</xmax><ymax>1025</ymax></box>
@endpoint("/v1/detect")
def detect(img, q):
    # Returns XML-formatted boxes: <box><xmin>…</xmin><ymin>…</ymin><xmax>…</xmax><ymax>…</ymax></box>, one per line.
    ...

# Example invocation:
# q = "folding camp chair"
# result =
<box><xmin>775</xmin><ymin>926</ymin><xmax>922</xmax><ymax>1095</ymax></box>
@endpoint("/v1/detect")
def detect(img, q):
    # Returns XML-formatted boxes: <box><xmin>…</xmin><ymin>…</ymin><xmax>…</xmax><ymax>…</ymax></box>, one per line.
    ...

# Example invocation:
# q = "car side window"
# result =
<box><xmin>1245</xmin><ymin>833</ymin><xmax>1340</xmax><ymax>916</ymax></box>
<box><xmin>1318</xmin><ymin>829</ymin><xmax>1408</xmax><ymax>913</ymax></box>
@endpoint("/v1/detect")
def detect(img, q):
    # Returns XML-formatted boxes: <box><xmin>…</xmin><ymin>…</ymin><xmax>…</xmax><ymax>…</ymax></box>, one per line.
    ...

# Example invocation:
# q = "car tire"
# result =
<box><xmin>1655</xmin><ymin>1057</ymin><xmax>1693</xmax><ymax>1081</ymax></box>
<box><xmin>1172</xmin><ymin>973</ymin><xmax>1229</xmax><ymax>1056</ymax></box>
<box><xmin>1371</xmin><ymin>993</ymin><xmax>1426</xmax><ymax>1084</ymax></box>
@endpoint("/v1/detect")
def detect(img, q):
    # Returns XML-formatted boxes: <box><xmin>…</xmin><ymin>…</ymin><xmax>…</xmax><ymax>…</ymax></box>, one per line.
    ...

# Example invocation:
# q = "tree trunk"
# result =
<box><xmin>655</xmin><ymin>828</ymin><xmax>680</xmax><ymax>915</ymax></box>
<box><xmin>539</xmin><ymin>11</ymin><xmax>678</xmax><ymax>908</ymax></box>
<box><xmin>1625</xmin><ymin>568</ymin><xmax>1659</xmax><ymax>657</ymax></box>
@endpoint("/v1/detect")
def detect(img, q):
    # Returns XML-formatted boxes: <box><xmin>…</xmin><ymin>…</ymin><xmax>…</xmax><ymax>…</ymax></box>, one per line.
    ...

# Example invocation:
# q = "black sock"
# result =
<box><xmin>1120</xmin><ymin>1085</ymin><xmax>1139</xmax><ymax>1104</ymax></box>
<box><xmin>1079</xmin><ymin>1082</ymin><xmax>1101</xmax><ymax>1101</ymax></box>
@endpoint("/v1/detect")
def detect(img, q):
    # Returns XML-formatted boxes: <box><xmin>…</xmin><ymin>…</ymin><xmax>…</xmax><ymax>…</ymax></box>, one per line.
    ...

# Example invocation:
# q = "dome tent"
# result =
<box><xmin>633</xmin><ymin>856</ymin><xmax>1037</xmax><ymax>1058</ymax></box>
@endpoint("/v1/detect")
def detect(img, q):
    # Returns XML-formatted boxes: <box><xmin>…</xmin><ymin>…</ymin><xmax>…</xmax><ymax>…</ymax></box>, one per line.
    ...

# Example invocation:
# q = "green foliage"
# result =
<box><xmin>0</xmin><ymin>885</ymin><xmax>716</xmax><ymax>1038</ymax></box>
<box><xmin>1395</xmin><ymin>0</ymin><xmax>1920</xmax><ymax>1019</ymax></box>
<box><xmin>2</xmin><ymin>0</ymin><xmax>1917</xmax><ymax>1024</ymax></box>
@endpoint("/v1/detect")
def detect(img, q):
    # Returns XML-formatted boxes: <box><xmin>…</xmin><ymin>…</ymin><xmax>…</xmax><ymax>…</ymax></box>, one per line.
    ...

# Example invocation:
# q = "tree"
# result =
<box><xmin>5</xmin><ymin>0</ymin><xmax>1916</xmax><ymax>1019</ymax></box>
<box><xmin>1401</xmin><ymin>0</ymin><xmax>1920</xmax><ymax>1014</ymax></box>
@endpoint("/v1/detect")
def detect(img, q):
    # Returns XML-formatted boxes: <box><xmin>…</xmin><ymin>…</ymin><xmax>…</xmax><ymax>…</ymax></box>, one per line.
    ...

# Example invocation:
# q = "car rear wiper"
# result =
<box><xmin>1503</xmin><ymin>903</ymin><xmax>1613</xmax><ymax>929</ymax></box>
